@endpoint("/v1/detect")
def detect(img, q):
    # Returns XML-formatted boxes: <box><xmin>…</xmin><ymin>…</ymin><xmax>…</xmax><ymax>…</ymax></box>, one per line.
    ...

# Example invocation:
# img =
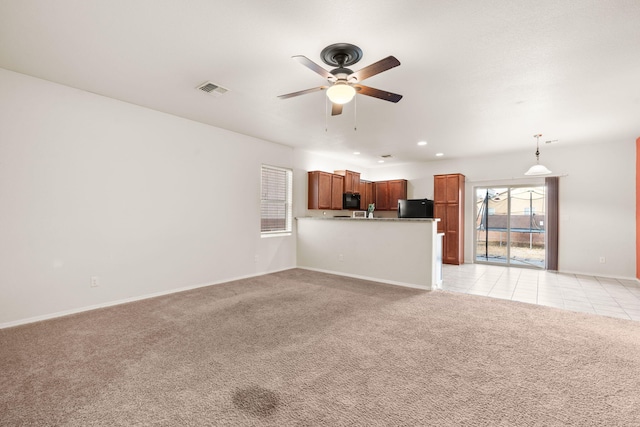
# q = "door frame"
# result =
<box><xmin>473</xmin><ymin>183</ymin><xmax>546</xmax><ymax>269</ymax></box>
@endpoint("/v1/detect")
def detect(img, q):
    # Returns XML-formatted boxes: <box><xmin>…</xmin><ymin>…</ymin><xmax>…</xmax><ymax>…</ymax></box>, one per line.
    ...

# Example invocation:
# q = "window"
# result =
<box><xmin>261</xmin><ymin>165</ymin><xmax>293</xmax><ymax>236</ymax></box>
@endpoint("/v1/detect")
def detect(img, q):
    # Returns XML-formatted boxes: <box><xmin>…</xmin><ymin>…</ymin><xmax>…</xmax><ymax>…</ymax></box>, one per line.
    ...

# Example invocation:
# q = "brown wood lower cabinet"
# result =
<box><xmin>443</xmin><ymin>203</ymin><xmax>462</xmax><ymax>264</ymax></box>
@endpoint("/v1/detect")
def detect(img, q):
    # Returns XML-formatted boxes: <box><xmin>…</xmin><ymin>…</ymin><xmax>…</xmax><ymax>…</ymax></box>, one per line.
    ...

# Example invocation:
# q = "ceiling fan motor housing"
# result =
<box><xmin>330</xmin><ymin>67</ymin><xmax>355</xmax><ymax>83</ymax></box>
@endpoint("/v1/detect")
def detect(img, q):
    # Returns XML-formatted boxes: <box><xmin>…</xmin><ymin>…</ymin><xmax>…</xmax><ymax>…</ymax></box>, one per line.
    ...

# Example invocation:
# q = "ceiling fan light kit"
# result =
<box><xmin>524</xmin><ymin>134</ymin><xmax>552</xmax><ymax>176</ymax></box>
<box><xmin>278</xmin><ymin>43</ymin><xmax>402</xmax><ymax>115</ymax></box>
<box><xmin>326</xmin><ymin>82</ymin><xmax>356</xmax><ymax>104</ymax></box>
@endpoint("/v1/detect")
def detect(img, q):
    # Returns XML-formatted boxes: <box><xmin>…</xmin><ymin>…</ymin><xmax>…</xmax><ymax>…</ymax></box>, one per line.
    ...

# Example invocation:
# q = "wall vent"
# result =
<box><xmin>196</xmin><ymin>81</ymin><xmax>229</xmax><ymax>97</ymax></box>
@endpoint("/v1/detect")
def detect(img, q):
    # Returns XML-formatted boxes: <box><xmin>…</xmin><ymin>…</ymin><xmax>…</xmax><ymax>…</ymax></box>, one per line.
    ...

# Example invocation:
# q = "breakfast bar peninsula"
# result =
<box><xmin>296</xmin><ymin>217</ymin><xmax>442</xmax><ymax>290</ymax></box>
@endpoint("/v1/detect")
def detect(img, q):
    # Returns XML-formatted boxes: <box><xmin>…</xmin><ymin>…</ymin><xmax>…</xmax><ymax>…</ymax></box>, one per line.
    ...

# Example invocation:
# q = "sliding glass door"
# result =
<box><xmin>475</xmin><ymin>185</ymin><xmax>546</xmax><ymax>268</ymax></box>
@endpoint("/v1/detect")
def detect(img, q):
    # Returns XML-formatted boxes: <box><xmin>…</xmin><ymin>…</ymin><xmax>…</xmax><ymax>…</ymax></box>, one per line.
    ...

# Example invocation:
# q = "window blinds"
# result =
<box><xmin>261</xmin><ymin>165</ymin><xmax>293</xmax><ymax>234</ymax></box>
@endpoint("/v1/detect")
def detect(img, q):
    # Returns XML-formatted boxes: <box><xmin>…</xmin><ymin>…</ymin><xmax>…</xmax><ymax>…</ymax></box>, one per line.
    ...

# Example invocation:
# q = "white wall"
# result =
<box><xmin>0</xmin><ymin>69</ymin><xmax>295</xmax><ymax>326</ymax></box>
<box><xmin>363</xmin><ymin>141</ymin><xmax>636</xmax><ymax>279</ymax></box>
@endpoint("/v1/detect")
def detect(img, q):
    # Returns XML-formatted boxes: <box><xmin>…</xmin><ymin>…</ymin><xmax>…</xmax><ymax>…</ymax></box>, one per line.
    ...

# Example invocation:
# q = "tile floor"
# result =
<box><xmin>440</xmin><ymin>263</ymin><xmax>640</xmax><ymax>321</ymax></box>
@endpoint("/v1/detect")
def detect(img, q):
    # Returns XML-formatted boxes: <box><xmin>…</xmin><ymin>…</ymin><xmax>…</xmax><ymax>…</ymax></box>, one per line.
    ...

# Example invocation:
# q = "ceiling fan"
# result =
<box><xmin>278</xmin><ymin>43</ymin><xmax>402</xmax><ymax>116</ymax></box>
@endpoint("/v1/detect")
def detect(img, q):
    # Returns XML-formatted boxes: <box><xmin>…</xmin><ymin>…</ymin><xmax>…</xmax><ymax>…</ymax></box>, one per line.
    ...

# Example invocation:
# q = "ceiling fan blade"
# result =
<box><xmin>331</xmin><ymin>103</ymin><xmax>343</xmax><ymax>116</ymax></box>
<box><xmin>351</xmin><ymin>56</ymin><xmax>401</xmax><ymax>82</ymax></box>
<box><xmin>278</xmin><ymin>86</ymin><xmax>327</xmax><ymax>99</ymax></box>
<box><xmin>354</xmin><ymin>84</ymin><xmax>402</xmax><ymax>103</ymax></box>
<box><xmin>292</xmin><ymin>55</ymin><xmax>333</xmax><ymax>80</ymax></box>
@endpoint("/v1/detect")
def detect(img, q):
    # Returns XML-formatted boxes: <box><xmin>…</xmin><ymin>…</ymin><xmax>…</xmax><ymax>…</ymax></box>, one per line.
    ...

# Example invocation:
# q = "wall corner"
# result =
<box><xmin>636</xmin><ymin>137</ymin><xmax>640</xmax><ymax>279</ymax></box>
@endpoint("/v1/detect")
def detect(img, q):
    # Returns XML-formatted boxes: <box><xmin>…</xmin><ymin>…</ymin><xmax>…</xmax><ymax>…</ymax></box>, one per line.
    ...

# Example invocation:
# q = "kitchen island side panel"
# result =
<box><xmin>296</xmin><ymin>218</ymin><xmax>438</xmax><ymax>290</ymax></box>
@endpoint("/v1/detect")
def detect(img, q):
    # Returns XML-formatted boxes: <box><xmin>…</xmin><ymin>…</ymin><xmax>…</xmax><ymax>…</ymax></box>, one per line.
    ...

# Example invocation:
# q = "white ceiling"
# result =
<box><xmin>1</xmin><ymin>0</ymin><xmax>639</xmax><ymax>167</ymax></box>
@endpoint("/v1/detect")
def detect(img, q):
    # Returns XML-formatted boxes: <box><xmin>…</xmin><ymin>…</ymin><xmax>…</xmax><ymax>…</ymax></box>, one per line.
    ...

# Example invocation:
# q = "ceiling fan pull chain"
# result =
<box><xmin>354</xmin><ymin>94</ymin><xmax>357</xmax><ymax>131</ymax></box>
<box><xmin>325</xmin><ymin>95</ymin><xmax>328</xmax><ymax>132</ymax></box>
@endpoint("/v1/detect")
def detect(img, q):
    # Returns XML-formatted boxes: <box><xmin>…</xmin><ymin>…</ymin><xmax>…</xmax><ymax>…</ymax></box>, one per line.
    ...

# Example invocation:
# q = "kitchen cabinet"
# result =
<box><xmin>374</xmin><ymin>181</ymin><xmax>390</xmax><ymax>210</ymax></box>
<box><xmin>308</xmin><ymin>171</ymin><xmax>344</xmax><ymax>210</ymax></box>
<box><xmin>334</xmin><ymin>170</ymin><xmax>360</xmax><ymax>194</ymax></box>
<box><xmin>388</xmin><ymin>179</ymin><xmax>407</xmax><ymax>211</ymax></box>
<box><xmin>331</xmin><ymin>174</ymin><xmax>344</xmax><ymax>209</ymax></box>
<box><xmin>434</xmin><ymin>173</ymin><xmax>465</xmax><ymax>265</ymax></box>
<box><xmin>309</xmin><ymin>171</ymin><xmax>407</xmax><ymax>212</ymax></box>
<box><xmin>359</xmin><ymin>180</ymin><xmax>374</xmax><ymax>210</ymax></box>
<box><xmin>374</xmin><ymin>179</ymin><xmax>407</xmax><ymax>211</ymax></box>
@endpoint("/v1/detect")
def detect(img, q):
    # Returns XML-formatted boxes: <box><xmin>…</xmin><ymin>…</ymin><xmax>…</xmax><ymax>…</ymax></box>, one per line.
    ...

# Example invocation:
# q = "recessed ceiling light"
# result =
<box><xmin>417</xmin><ymin>141</ymin><xmax>427</xmax><ymax>146</ymax></box>
<box><xmin>353</xmin><ymin>151</ymin><xmax>360</xmax><ymax>155</ymax></box>
<box><xmin>378</xmin><ymin>160</ymin><xmax>385</xmax><ymax>163</ymax></box>
<box><xmin>435</xmin><ymin>153</ymin><xmax>444</xmax><ymax>157</ymax></box>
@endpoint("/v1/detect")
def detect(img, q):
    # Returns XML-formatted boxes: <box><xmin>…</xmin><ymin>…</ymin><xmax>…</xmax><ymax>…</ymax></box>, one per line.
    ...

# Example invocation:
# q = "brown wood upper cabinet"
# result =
<box><xmin>308</xmin><ymin>171</ymin><xmax>344</xmax><ymax>210</ymax></box>
<box><xmin>334</xmin><ymin>170</ymin><xmax>360</xmax><ymax>193</ymax></box>
<box><xmin>309</xmin><ymin>170</ymin><xmax>407</xmax><ymax>211</ymax></box>
<box><xmin>374</xmin><ymin>181</ymin><xmax>390</xmax><ymax>210</ymax></box>
<box><xmin>331</xmin><ymin>174</ymin><xmax>344</xmax><ymax>209</ymax></box>
<box><xmin>359</xmin><ymin>180</ymin><xmax>374</xmax><ymax>210</ymax></box>
<box><xmin>434</xmin><ymin>173</ymin><xmax>465</xmax><ymax>265</ymax></box>
<box><xmin>374</xmin><ymin>179</ymin><xmax>407</xmax><ymax>211</ymax></box>
<box><xmin>388</xmin><ymin>180</ymin><xmax>407</xmax><ymax>211</ymax></box>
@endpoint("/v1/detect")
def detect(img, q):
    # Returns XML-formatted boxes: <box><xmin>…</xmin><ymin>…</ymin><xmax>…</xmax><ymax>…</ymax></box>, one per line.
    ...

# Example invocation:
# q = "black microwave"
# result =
<box><xmin>398</xmin><ymin>199</ymin><xmax>434</xmax><ymax>218</ymax></box>
<box><xmin>343</xmin><ymin>193</ymin><xmax>361</xmax><ymax>209</ymax></box>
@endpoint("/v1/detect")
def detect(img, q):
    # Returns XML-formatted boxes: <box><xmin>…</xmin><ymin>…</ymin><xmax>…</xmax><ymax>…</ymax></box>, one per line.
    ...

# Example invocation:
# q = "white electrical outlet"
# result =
<box><xmin>338</xmin><ymin>254</ymin><xmax>344</xmax><ymax>262</ymax></box>
<box><xmin>599</xmin><ymin>257</ymin><xmax>606</xmax><ymax>264</ymax></box>
<box><xmin>90</xmin><ymin>276</ymin><xmax>99</xmax><ymax>287</ymax></box>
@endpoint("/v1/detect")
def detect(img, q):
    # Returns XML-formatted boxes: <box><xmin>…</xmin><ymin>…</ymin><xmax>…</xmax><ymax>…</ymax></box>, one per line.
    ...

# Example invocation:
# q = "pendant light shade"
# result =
<box><xmin>326</xmin><ymin>82</ymin><xmax>356</xmax><ymax>104</ymax></box>
<box><xmin>525</xmin><ymin>163</ymin><xmax>553</xmax><ymax>176</ymax></box>
<box><xmin>525</xmin><ymin>134</ymin><xmax>552</xmax><ymax>176</ymax></box>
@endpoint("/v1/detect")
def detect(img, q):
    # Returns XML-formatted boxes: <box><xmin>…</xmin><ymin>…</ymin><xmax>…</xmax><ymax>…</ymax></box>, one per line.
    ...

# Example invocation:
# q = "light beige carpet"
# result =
<box><xmin>1</xmin><ymin>269</ymin><xmax>640</xmax><ymax>426</ymax></box>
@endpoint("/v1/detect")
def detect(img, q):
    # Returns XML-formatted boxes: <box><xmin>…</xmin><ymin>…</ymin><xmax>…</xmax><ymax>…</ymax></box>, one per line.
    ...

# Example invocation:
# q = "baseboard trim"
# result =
<box><xmin>464</xmin><ymin>262</ymin><xmax>639</xmax><ymax>283</ymax></box>
<box><xmin>0</xmin><ymin>267</ymin><xmax>293</xmax><ymax>330</ymax></box>
<box><xmin>297</xmin><ymin>266</ymin><xmax>432</xmax><ymax>291</ymax></box>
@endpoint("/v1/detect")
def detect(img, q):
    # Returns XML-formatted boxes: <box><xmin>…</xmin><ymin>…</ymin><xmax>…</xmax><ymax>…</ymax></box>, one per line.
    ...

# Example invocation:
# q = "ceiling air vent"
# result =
<box><xmin>380</xmin><ymin>154</ymin><xmax>393</xmax><ymax>158</ymax></box>
<box><xmin>196</xmin><ymin>81</ymin><xmax>229</xmax><ymax>97</ymax></box>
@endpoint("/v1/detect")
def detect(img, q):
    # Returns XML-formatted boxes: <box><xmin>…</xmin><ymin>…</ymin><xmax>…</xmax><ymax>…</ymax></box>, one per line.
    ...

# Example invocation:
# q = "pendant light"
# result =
<box><xmin>525</xmin><ymin>134</ymin><xmax>552</xmax><ymax>176</ymax></box>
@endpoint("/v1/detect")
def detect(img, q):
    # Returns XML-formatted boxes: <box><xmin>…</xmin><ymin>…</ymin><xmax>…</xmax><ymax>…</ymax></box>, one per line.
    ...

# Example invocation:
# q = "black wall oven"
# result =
<box><xmin>343</xmin><ymin>193</ymin><xmax>361</xmax><ymax>210</ymax></box>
